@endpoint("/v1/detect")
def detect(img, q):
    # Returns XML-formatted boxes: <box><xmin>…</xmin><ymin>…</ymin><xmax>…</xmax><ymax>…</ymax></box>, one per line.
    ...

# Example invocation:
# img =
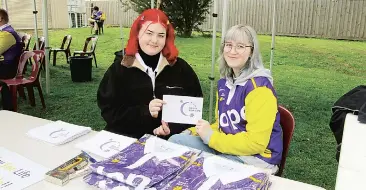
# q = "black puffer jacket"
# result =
<box><xmin>330</xmin><ymin>85</ymin><xmax>366</xmax><ymax>161</ymax></box>
<box><xmin>97</xmin><ymin>53</ymin><xmax>203</xmax><ymax>139</ymax></box>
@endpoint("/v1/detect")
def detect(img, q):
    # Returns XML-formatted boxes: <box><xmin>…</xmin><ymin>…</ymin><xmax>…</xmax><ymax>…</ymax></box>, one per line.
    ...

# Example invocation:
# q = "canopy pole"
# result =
<box><xmin>270</xmin><ymin>0</ymin><xmax>277</xmax><ymax>73</ymax></box>
<box><xmin>3</xmin><ymin>0</ymin><xmax>8</xmax><ymax>11</ymax></box>
<box><xmin>119</xmin><ymin>0</ymin><xmax>124</xmax><ymax>51</ymax></box>
<box><xmin>32</xmin><ymin>0</ymin><xmax>39</xmax><ymax>50</ymax></box>
<box><xmin>209</xmin><ymin>0</ymin><xmax>218</xmax><ymax>123</ymax></box>
<box><xmin>43</xmin><ymin>0</ymin><xmax>50</xmax><ymax>94</ymax></box>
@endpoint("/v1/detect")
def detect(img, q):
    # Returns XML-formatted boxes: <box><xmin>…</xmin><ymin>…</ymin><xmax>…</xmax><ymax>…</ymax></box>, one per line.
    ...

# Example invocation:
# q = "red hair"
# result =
<box><xmin>123</xmin><ymin>9</ymin><xmax>178</xmax><ymax>65</ymax></box>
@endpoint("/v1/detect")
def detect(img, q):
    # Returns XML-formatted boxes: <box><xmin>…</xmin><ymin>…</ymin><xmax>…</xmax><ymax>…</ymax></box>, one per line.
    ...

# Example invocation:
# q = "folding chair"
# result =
<box><xmin>73</xmin><ymin>36</ymin><xmax>98</xmax><ymax>68</ymax></box>
<box><xmin>49</xmin><ymin>35</ymin><xmax>72</xmax><ymax>66</ymax></box>
<box><xmin>21</xmin><ymin>33</ymin><xmax>32</xmax><ymax>52</ymax></box>
<box><xmin>33</xmin><ymin>36</ymin><xmax>45</xmax><ymax>51</ymax></box>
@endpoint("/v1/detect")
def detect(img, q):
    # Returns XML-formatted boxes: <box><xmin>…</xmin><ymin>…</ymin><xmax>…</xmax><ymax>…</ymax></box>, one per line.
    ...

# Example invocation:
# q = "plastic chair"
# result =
<box><xmin>90</xmin><ymin>20</ymin><xmax>104</xmax><ymax>35</ymax></box>
<box><xmin>49</xmin><ymin>35</ymin><xmax>72</xmax><ymax>66</ymax></box>
<box><xmin>73</xmin><ymin>36</ymin><xmax>98</xmax><ymax>67</ymax></box>
<box><xmin>99</xmin><ymin>12</ymin><xmax>106</xmax><ymax>35</ymax></box>
<box><xmin>21</xmin><ymin>33</ymin><xmax>32</xmax><ymax>52</ymax></box>
<box><xmin>33</xmin><ymin>36</ymin><xmax>45</xmax><ymax>51</ymax></box>
<box><xmin>28</xmin><ymin>37</ymin><xmax>46</xmax><ymax>71</ymax></box>
<box><xmin>19</xmin><ymin>34</ymin><xmax>32</xmax><ymax>75</ymax></box>
<box><xmin>276</xmin><ymin>105</ymin><xmax>295</xmax><ymax>177</ymax></box>
<box><xmin>97</xmin><ymin>20</ymin><xmax>104</xmax><ymax>34</ymax></box>
<box><xmin>1</xmin><ymin>51</ymin><xmax>44</xmax><ymax>112</ymax></box>
<box><xmin>2</xmin><ymin>51</ymin><xmax>34</xmax><ymax>98</ymax></box>
<box><xmin>24</xmin><ymin>50</ymin><xmax>46</xmax><ymax>109</ymax></box>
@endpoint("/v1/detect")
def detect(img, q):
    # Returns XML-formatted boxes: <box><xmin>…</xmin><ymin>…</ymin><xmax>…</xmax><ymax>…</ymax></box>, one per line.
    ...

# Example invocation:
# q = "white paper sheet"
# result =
<box><xmin>202</xmin><ymin>156</ymin><xmax>266</xmax><ymax>185</ymax></box>
<box><xmin>26</xmin><ymin>120</ymin><xmax>92</xmax><ymax>145</ymax></box>
<box><xmin>162</xmin><ymin>95</ymin><xmax>203</xmax><ymax>125</ymax></box>
<box><xmin>0</xmin><ymin>147</ymin><xmax>48</xmax><ymax>190</ymax></box>
<box><xmin>143</xmin><ymin>136</ymin><xmax>190</xmax><ymax>161</ymax></box>
<box><xmin>75</xmin><ymin>130</ymin><xmax>136</xmax><ymax>159</ymax></box>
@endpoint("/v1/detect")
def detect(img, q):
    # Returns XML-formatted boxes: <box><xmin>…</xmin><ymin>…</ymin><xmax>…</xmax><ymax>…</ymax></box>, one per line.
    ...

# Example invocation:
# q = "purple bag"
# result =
<box><xmin>162</xmin><ymin>156</ymin><xmax>271</xmax><ymax>190</ymax></box>
<box><xmin>86</xmin><ymin>136</ymin><xmax>195</xmax><ymax>189</ymax></box>
<box><xmin>161</xmin><ymin>157</ymin><xmax>207</xmax><ymax>190</ymax></box>
<box><xmin>89</xmin><ymin>136</ymin><xmax>148</xmax><ymax>173</ymax></box>
<box><xmin>84</xmin><ymin>172</ymin><xmax>134</xmax><ymax>190</ymax></box>
<box><xmin>208</xmin><ymin>172</ymin><xmax>271</xmax><ymax>190</ymax></box>
<box><xmin>84</xmin><ymin>167</ymin><xmax>186</xmax><ymax>190</ymax></box>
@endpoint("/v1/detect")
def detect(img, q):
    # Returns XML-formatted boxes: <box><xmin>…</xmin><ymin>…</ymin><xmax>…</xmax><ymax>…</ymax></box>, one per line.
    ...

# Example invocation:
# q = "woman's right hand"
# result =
<box><xmin>149</xmin><ymin>99</ymin><xmax>165</xmax><ymax>118</ymax></box>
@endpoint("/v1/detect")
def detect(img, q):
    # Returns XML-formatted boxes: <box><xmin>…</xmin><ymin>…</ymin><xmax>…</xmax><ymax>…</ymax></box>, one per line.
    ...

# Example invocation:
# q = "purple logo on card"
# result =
<box><xmin>180</xmin><ymin>100</ymin><xmax>201</xmax><ymax>118</ymax></box>
<box><xmin>99</xmin><ymin>139</ymin><xmax>121</xmax><ymax>152</ymax></box>
<box><xmin>49</xmin><ymin>128</ymin><xmax>69</xmax><ymax>138</ymax></box>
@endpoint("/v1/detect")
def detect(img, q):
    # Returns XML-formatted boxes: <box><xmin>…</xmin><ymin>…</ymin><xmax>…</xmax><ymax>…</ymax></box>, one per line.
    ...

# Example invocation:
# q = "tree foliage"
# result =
<box><xmin>122</xmin><ymin>0</ymin><xmax>212</xmax><ymax>37</ymax></box>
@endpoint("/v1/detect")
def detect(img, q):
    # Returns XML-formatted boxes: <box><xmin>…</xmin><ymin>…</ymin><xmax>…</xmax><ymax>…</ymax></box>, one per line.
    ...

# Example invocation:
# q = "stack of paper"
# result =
<box><xmin>75</xmin><ymin>130</ymin><xmax>137</xmax><ymax>159</ymax></box>
<box><xmin>27</xmin><ymin>120</ymin><xmax>92</xmax><ymax>145</ymax></box>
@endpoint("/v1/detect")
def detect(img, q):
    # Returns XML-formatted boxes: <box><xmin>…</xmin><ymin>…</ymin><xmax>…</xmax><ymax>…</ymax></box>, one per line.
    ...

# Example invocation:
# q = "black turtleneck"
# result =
<box><xmin>138</xmin><ymin>48</ymin><xmax>160</xmax><ymax>71</ymax></box>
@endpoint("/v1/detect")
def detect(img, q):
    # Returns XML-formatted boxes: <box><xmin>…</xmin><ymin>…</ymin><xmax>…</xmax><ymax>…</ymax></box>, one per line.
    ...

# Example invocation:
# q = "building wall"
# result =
<box><xmin>5</xmin><ymin>0</ymin><xmax>68</xmax><ymax>29</ymax></box>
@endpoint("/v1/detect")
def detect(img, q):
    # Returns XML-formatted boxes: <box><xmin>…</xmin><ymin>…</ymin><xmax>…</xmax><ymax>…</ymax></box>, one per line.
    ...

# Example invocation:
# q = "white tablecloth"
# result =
<box><xmin>0</xmin><ymin>110</ymin><xmax>325</xmax><ymax>190</ymax></box>
<box><xmin>335</xmin><ymin>113</ymin><xmax>366</xmax><ymax>190</ymax></box>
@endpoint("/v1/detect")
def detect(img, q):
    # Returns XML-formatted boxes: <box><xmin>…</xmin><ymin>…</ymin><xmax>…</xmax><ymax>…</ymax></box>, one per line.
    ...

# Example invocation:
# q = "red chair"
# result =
<box><xmin>24</xmin><ymin>50</ymin><xmax>46</xmax><ymax>109</ymax></box>
<box><xmin>23</xmin><ymin>37</ymin><xmax>45</xmax><ymax>73</ymax></box>
<box><xmin>276</xmin><ymin>105</ymin><xmax>295</xmax><ymax>177</ymax></box>
<box><xmin>1</xmin><ymin>51</ymin><xmax>45</xmax><ymax>112</ymax></box>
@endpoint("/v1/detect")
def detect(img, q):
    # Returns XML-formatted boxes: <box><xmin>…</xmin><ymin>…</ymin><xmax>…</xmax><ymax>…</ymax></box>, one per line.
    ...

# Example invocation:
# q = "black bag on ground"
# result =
<box><xmin>0</xmin><ymin>81</ymin><xmax>14</xmax><ymax>111</ymax></box>
<box><xmin>330</xmin><ymin>85</ymin><xmax>366</xmax><ymax>162</ymax></box>
<box><xmin>69</xmin><ymin>56</ymin><xmax>92</xmax><ymax>82</ymax></box>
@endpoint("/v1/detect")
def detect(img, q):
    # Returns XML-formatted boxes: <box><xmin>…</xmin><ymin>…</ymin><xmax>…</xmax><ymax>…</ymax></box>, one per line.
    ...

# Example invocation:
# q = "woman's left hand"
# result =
<box><xmin>153</xmin><ymin>120</ymin><xmax>171</xmax><ymax>136</ymax></box>
<box><xmin>195</xmin><ymin>119</ymin><xmax>213</xmax><ymax>144</ymax></box>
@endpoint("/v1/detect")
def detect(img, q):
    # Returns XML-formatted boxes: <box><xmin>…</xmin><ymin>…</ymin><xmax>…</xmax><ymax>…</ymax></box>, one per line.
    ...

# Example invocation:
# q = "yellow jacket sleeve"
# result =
<box><xmin>0</xmin><ymin>31</ymin><xmax>16</xmax><ymax>55</ymax></box>
<box><xmin>208</xmin><ymin>86</ymin><xmax>278</xmax><ymax>156</ymax></box>
<box><xmin>187</xmin><ymin>92</ymin><xmax>220</xmax><ymax>136</ymax></box>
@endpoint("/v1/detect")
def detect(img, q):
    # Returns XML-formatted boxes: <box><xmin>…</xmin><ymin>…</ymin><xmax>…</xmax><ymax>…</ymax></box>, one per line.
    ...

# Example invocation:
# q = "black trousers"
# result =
<box><xmin>0</xmin><ymin>81</ymin><xmax>14</xmax><ymax>110</ymax></box>
<box><xmin>0</xmin><ymin>62</ymin><xmax>17</xmax><ymax>79</ymax></box>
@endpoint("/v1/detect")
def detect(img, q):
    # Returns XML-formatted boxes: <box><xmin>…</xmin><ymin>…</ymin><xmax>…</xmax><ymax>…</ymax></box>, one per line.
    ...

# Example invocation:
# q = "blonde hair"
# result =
<box><xmin>218</xmin><ymin>25</ymin><xmax>264</xmax><ymax>78</ymax></box>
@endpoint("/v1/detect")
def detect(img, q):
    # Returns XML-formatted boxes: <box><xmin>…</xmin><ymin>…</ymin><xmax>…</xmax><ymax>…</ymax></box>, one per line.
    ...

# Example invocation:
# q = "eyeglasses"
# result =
<box><xmin>223</xmin><ymin>43</ymin><xmax>253</xmax><ymax>54</ymax></box>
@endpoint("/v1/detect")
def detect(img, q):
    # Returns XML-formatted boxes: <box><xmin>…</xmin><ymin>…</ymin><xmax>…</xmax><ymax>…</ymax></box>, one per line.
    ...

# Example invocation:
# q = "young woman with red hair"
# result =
<box><xmin>97</xmin><ymin>9</ymin><xmax>203</xmax><ymax>139</ymax></box>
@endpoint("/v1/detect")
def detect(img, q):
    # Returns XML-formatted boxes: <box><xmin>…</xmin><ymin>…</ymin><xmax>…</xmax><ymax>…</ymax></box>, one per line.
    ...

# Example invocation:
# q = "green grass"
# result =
<box><xmin>16</xmin><ymin>27</ymin><xmax>365</xmax><ymax>190</ymax></box>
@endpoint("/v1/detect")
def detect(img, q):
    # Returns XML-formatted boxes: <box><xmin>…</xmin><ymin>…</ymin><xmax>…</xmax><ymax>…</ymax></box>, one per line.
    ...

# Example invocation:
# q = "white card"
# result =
<box><xmin>26</xmin><ymin>120</ymin><xmax>92</xmax><ymax>145</ymax></box>
<box><xmin>75</xmin><ymin>130</ymin><xmax>137</xmax><ymax>159</ymax></box>
<box><xmin>162</xmin><ymin>95</ymin><xmax>203</xmax><ymax>125</ymax></box>
<box><xmin>0</xmin><ymin>147</ymin><xmax>48</xmax><ymax>190</ymax></box>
